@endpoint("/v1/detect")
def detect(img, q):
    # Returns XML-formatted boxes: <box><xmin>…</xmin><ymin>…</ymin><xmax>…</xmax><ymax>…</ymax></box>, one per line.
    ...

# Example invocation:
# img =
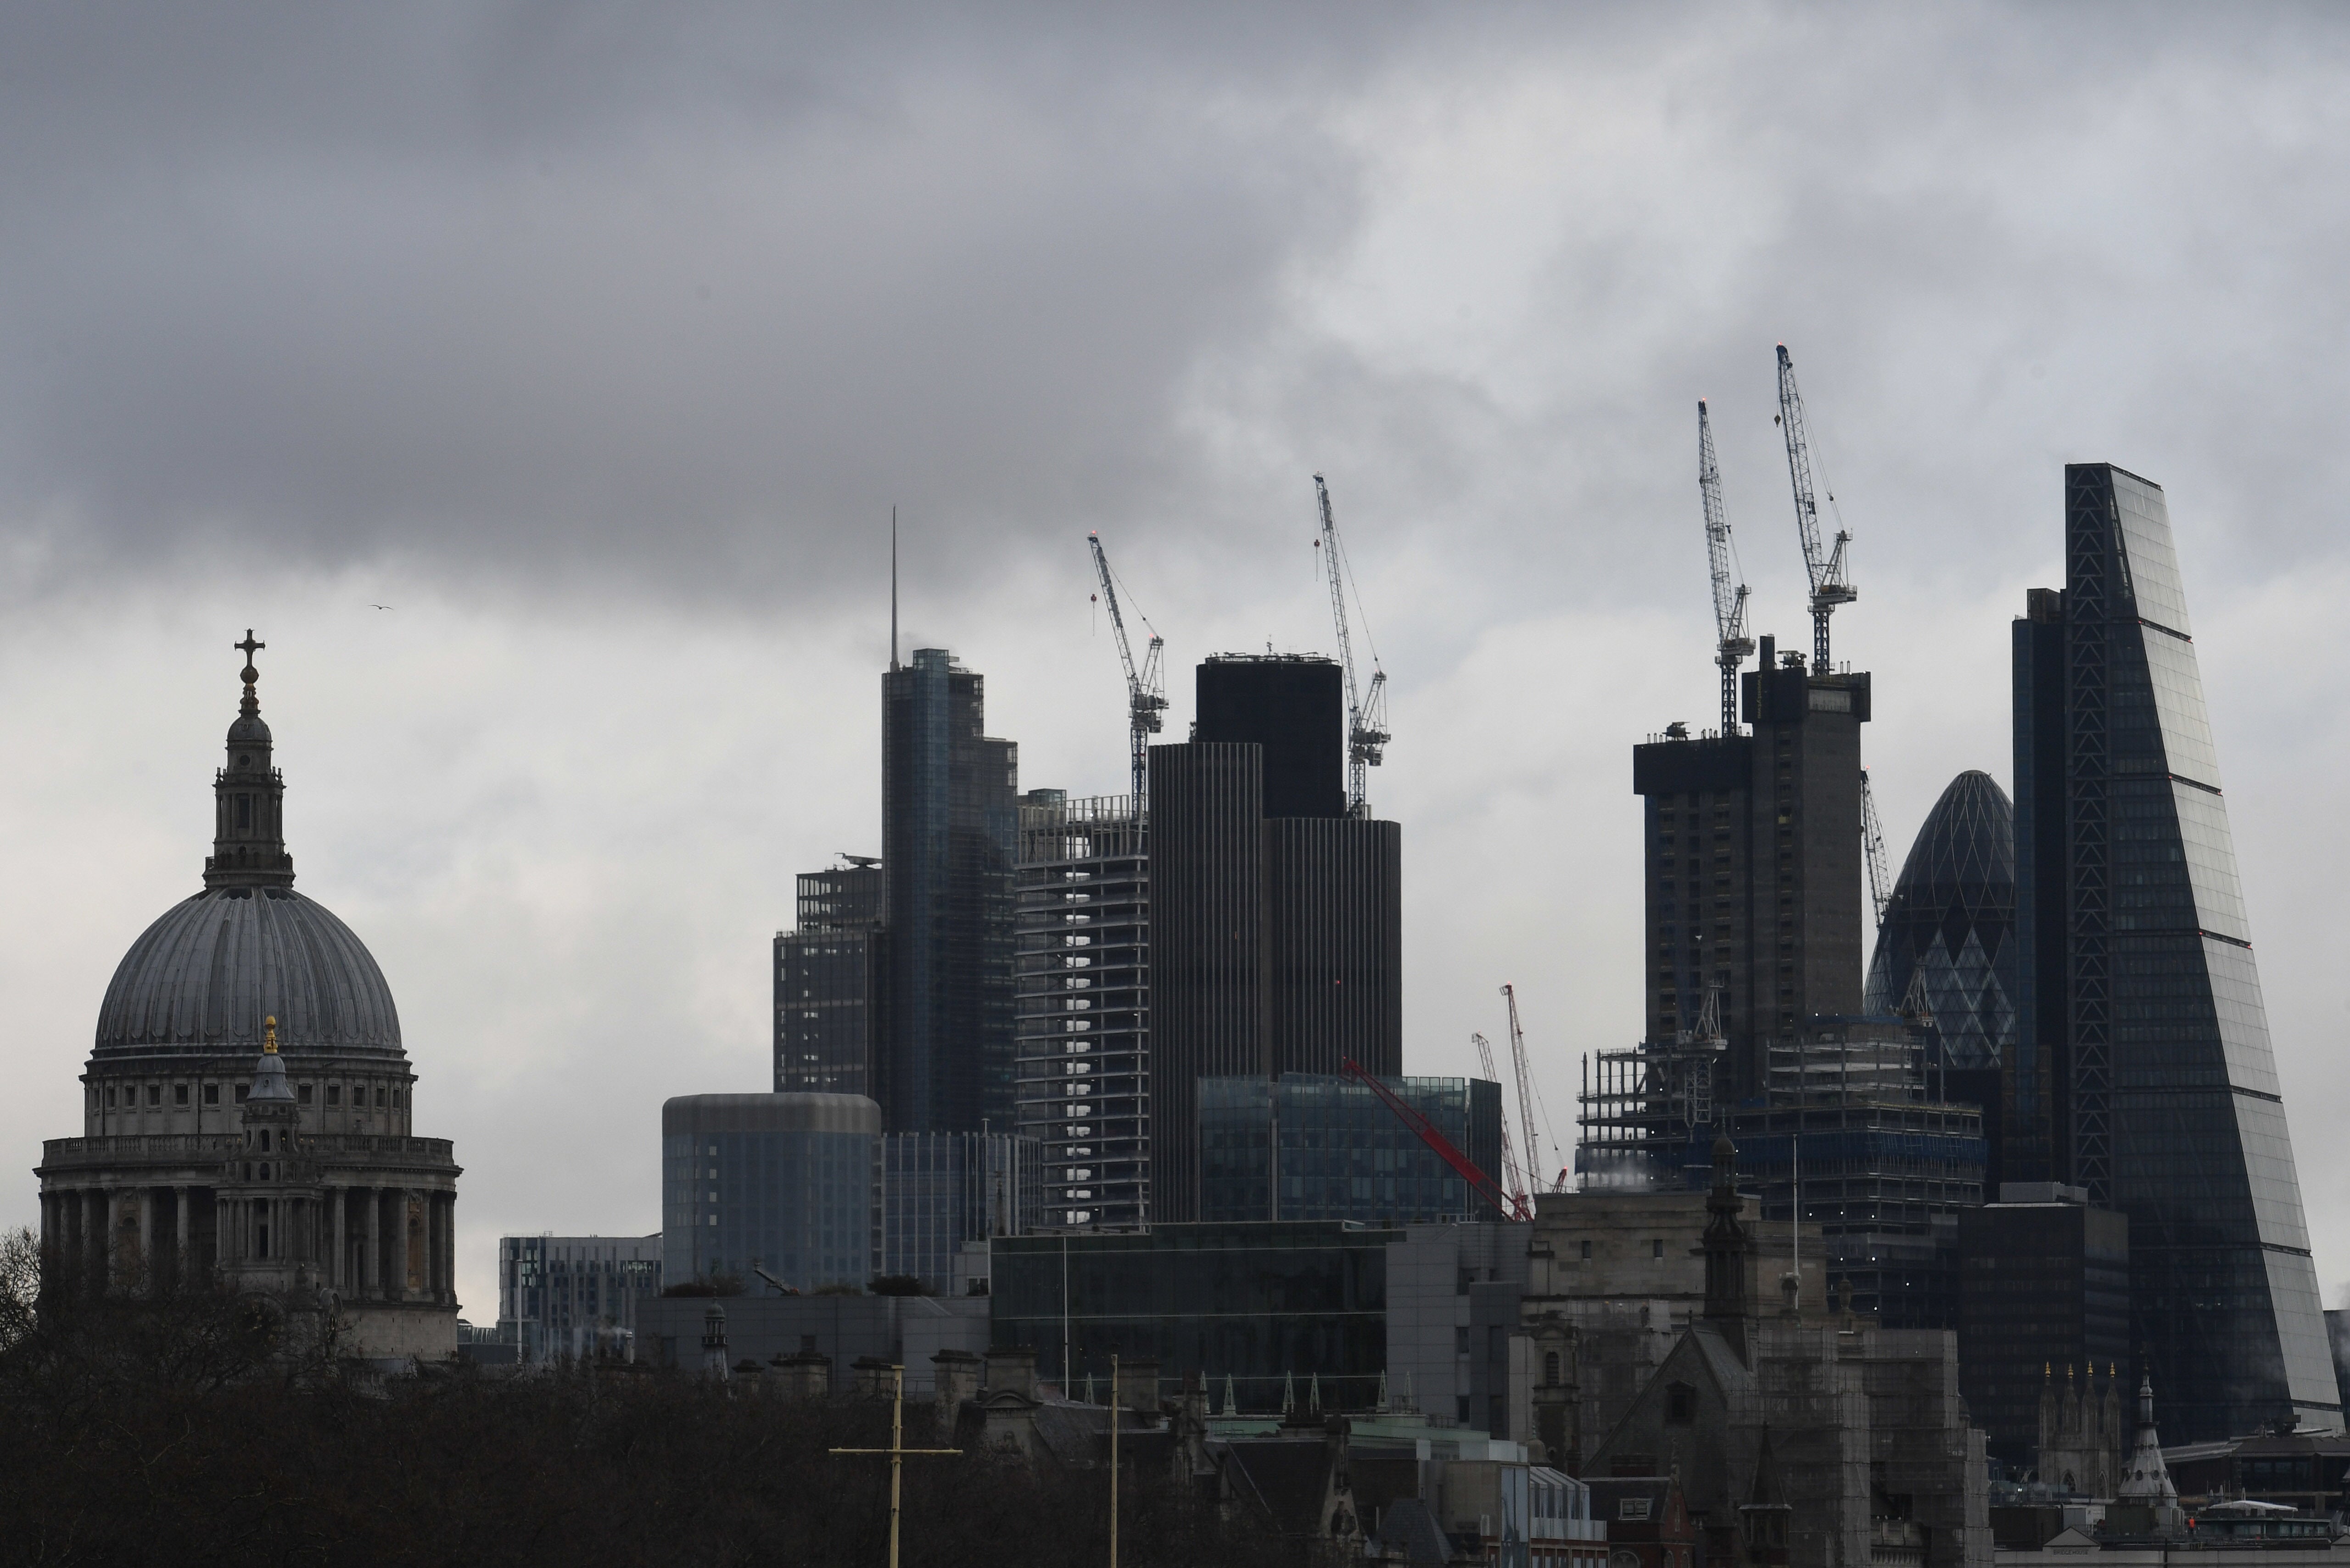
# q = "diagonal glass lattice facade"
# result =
<box><xmin>2012</xmin><ymin>465</ymin><xmax>2335</xmax><ymax>1441</ymax></box>
<box><xmin>1864</xmin><ymin>770</ymin><xmax>2020</xmax><ymax>1073</ymax></box>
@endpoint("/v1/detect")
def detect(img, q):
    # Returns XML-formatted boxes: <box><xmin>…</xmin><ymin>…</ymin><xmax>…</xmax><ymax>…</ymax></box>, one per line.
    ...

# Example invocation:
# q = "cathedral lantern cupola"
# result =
<box><xmin>206</xmin><ymin>629</ymin><xmax>294</xmax><ymax>890</ymax></box>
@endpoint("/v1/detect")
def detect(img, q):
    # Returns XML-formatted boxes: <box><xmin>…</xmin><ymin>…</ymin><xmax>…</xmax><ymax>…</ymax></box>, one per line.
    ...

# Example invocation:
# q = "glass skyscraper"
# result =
<box><xmin>1863</xmin><ymin>770</ymin><xmax>2019</xmax><ymax>1072</ymax></box>
<box><xmin>2012</xmin><ymin>464</ymin><xmax>2335</xmax><ymax>1439</ymax></box>
<box><xmin>880</xmin><ymin>647</ymin><xmax>1019</xmax><ymax>1134</ymax></box>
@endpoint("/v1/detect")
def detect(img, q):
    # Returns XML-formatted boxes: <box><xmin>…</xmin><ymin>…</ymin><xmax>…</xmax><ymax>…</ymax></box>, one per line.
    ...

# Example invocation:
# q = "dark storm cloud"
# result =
<box><xmin>0</xmin><ymin>4</ymin><xmax>2346</xmax><ymax>615</ymax></box>
<box><xmin>0</xmin><ymin>5</ymin><xmax>1387</xmax><ymax>599</ymax></box>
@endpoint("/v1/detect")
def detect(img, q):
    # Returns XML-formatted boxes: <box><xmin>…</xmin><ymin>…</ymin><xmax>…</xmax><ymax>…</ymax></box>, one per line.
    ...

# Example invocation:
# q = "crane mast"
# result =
<box><xmin>1697</xmin><ymin>399</ymin><xmax>1754</xmax><ymax>734</ymax></box>
<box><xmin>1087</xmin><ymin>532</ymin><xmax>1167</xmax><ymax>810</ymax></box>
<box><xmin>1774</xmin><ymin>344</ymin><xmax>1858</xmax><ymax>670</ymax></box>
<box><xmin>1500</xmin><ymin>985</ymin><xmax>1546</xmax><ymax>1197</ymax></box>
<box><xmin>1860</xmin><ymin>766</ymin><xmax>1892</xmax><ymax>927</ymax></box>
<box><xmin>1314</xmin><ymin>474</ymin><xmax>1390</xmax><ymax>816</ymax></box>
<box><xmin>1472</xmin><ymin>1031</ymin><xmax>1528</xmax><ymax>1205</ymax></box>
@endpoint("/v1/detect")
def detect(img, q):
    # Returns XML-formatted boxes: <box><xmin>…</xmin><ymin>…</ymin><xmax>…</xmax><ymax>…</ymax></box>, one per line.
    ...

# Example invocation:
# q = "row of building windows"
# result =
<box><xmin>95</xmin><ymin>1080</ymin><xmax>407</xmax><ymax>1110</ymax></box>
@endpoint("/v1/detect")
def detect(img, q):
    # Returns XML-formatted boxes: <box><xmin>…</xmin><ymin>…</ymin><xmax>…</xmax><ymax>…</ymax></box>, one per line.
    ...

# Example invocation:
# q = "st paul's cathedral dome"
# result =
<box><xmin>38</xmin><ymin>635</ymin><xmax>461</xmax><ymax>1359</ymax></box>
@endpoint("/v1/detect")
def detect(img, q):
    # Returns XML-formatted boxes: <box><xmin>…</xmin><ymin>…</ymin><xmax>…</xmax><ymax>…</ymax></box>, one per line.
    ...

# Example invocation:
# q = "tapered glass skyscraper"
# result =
<box><xmin>2013</xmin><ymin>464</ymin><xmax>2335</xmax><ymax>1440</ymax></box>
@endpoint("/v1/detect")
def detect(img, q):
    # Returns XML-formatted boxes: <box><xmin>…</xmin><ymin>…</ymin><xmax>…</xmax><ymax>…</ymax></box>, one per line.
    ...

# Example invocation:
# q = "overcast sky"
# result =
<box><xmin>4</xmin><ymin>5</ymin><xmax>2348</xmax><ymax>1319</ymax></box>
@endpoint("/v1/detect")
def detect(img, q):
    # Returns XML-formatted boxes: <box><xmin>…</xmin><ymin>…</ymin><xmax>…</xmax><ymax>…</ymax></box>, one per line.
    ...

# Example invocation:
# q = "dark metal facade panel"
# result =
<box><xmin>1146</xmin><ymin>742</ymin><xmax>1267</xmax><ymax>1223</ymax></box>
<box><xmin>1195</xmin><ymin>656</ymin><xmax>1346</xmax><ymax>821</ymax></box>
<box><xmin>1264</xmin><ymin>816</ymin><xmax>1402</xmax><ymax>1079</ymax></box>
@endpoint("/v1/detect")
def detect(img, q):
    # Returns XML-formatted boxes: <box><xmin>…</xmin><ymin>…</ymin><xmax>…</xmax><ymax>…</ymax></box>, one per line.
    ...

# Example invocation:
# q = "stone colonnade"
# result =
<box><xmin>38</xmin><ymin>1182</ymin><xmax>459</xmax><ymax>1305</ymax></box>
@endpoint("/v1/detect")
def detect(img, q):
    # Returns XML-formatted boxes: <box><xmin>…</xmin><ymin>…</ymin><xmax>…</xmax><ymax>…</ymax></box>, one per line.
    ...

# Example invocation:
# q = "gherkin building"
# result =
<box><xmin>1863</xmin><ymin>770</ymin><xmax>2017</xmax><ymax>1071</ymax></box>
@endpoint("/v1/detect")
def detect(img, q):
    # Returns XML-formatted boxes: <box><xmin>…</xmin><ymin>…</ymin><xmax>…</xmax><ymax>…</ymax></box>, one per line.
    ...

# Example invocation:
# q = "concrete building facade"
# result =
<box><xmin>1013</xmin><ymin>792</ymin><xmax>1149</xmax><ymax>1231</ymax></box>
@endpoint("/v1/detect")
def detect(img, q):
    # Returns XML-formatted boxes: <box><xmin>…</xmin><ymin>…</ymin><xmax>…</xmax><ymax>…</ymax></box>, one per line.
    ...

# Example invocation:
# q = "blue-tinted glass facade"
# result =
<box><xmin>990</xmin><ymin>1221</ymin><xmax>1399</xmax><ymax>1410</ymax></box>
<box><xmin>878</xmin><ymin>1130</ymin><xmax>1041</xmax><ymax>1293</ymax></box>
<box><xmin>661</xmin><ymin>1093</ymin><xmax>877</xmax><ymax>1292</ymax></box>
<box><xmin>880</xmin><ymin>649</ymin><xmax>1018</xmax><ymax>1135</ymax></box>
<box><xmin>2012</xmin><ymin>465</ymin><xmax>2336</xmax><ymax>1440</ymax></box>
<box><xmin>1197</xmin><ymin>1073</ymin><xmax>1504</xmax><ymax>1225</ymax></box>
<box><xmin>1863</xmin><ymin>771</ymin><xmax>2019</xmax><ymax>1072</ymax></box>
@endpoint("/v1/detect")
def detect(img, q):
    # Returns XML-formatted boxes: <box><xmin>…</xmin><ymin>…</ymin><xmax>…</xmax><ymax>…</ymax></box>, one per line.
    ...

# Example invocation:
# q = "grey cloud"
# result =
<box><xmin>0</xmin><ymin>3</ymin><xmax>2347</xmax><ymax>627</ymax></box>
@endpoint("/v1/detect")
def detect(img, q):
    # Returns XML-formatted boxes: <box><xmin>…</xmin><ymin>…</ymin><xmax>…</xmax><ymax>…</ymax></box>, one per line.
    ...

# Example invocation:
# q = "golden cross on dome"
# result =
<box><xmin>235</xmin><ymin>630</ymin><xmax>265</xmax><ymax>682</ymax></box>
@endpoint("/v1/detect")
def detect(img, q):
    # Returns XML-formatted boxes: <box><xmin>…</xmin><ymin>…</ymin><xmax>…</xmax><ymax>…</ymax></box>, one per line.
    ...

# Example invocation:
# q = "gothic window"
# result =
<box><xmin>1667</xmin><ymin>1382</ymin><xmax>1696</xmax><ymax>1425</ymax></box>
<box><xmin>204</xmin><ymin>1083</ymin><xmax>219</xmax><ymax>1104</ymax></box>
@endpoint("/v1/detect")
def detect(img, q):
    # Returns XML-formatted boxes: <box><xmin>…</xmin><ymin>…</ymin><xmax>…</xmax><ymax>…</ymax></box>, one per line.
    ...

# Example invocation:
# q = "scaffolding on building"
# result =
<box><xmin>1013</xmin><ymin>793</ymin><xmax>1150</xmax><ymax>1232</ymax></box>
<box><xmin>1573</xmin><ymin>988</ymin><xmax>1726</xmax><ymax>1192</ymax></box>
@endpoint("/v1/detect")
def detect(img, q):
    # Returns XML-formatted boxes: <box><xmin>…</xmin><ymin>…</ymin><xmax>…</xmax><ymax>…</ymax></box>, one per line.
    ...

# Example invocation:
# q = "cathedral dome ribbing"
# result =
<box><xmin>92</xmin><ymin>887</ymin><xmax>403</xmax><ymax>1063</ymax></box>
<box><xmin>88</xmin><ymin>632</ymin><xmax>403</xmax><ymax>1066</ymax></box>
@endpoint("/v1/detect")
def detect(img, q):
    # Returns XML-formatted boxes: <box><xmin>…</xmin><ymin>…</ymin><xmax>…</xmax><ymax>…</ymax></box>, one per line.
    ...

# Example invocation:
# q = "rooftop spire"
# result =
<box><xmin>204</xmin><ymin>630</ymin><xmax>296</xmax><ymax>890</ymax></box>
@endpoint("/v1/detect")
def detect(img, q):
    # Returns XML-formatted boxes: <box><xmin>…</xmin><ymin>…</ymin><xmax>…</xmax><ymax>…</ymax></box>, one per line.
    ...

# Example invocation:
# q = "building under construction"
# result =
<box><xmin>1578</xmin><ymin>366</ymin><xmax>1983</xmax><ymax>1328</ymax></box>
<box><xmin>1012</xmin><ymin>791</ymin><xmax>1150</xmax><ymax>1232</ymax></box>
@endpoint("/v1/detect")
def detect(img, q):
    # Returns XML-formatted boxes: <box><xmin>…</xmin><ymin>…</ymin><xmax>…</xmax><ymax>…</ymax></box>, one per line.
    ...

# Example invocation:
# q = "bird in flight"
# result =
<box><xmin>370</xmin><ymin>603</ymin><xmax>394</xmax><ymax>610</ymax></box>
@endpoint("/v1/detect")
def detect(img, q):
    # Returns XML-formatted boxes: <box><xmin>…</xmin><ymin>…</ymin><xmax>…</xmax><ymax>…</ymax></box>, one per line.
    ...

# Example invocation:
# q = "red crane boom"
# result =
<box><xmin>1342</xmin><ymin>1058</ymin><xmax>1530</xmax><ymax>1222</ymax></box>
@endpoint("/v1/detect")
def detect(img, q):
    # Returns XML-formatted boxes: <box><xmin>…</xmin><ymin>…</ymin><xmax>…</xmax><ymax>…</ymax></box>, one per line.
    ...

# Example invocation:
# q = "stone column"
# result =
<box><xmin>443</xmin><ymin>1193</ymin><xmax>457</xmax><ymax>1308</ymax></box>
<box><xmin>364</xmin><ymin>1188</ymin><xmax>381</xmax><ymax>1298</ymax></box>
<box><xmin>330</xmin><ymin>1187</ymin><xmax>346</xmax><ymax>1292</ymax></box>
<box><xmin>173</xmin><ymin>1187</ymin><xmax>190</xmax><ymax>1286</ymax></box>
<box><xmin>139</xmin><ymin>1187</ymin><xmax>157</xmax><ymax>1289</ymax></box>
<box><xmin>88</xmin><ymin>1189</ymin><xmax>109</xmax><ymax>1288</ymax></box>
<box><xmin>401</xmin><ymin>1188</ymin><xmax>420</xmax><ymax>1299</ymax></box>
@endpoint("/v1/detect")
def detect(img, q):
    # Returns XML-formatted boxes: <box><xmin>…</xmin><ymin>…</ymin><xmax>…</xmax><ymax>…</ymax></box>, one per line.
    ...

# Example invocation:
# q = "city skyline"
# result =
<box><xmin>3</xmin><ymin>9</ymin><xmax>2350</xmax><ymax>1329</ymax></box>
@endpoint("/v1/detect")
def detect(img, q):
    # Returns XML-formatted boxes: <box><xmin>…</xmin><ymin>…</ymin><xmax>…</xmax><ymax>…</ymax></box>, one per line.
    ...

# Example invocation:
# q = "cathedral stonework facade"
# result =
<box><xmin>34</xmin><ymin>637</ymin><xmax>461</xmax><ymax>1358</ymax></box>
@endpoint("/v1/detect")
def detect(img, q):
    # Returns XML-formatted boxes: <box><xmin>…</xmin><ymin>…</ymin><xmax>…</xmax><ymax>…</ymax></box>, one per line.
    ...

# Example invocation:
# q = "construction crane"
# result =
<box><xmin>1774</xmin><ymin>344</ymin><xmax>1857</xmax><ymax>671</ymax></box>
<box><xmin>1313</xmin><ymin>474</ymin><xmax>1390</xmax><ymax>817</ymax></box>
<box><xmin>1343</xmin><ymin>1058</ymin><xmax>1528</xmax><ymax>1221</ymax></box>
<box><xmin>1471</xmin><ymin>1031</ymin><xmax>1528</xmax><ymax>1206</ymax></box>
<box><xmin>1500</xmin><ymin>986</ymin><xmax>1547</xmax><ymax>1196</ymax></box>
<box><xmin>1087</xmin><ymin>532</ymin><xmax>1167</xmax><ymax>809</ymax></box>
<box><xmin>1697</xmin><ymin>399</ymin><xmax>1754</xmax><ymax>735</ymax></box>
<box><xmin>1860</xmin><ymin>766</ymin><xmax>1892</xmax><ymax>927</ymax></box>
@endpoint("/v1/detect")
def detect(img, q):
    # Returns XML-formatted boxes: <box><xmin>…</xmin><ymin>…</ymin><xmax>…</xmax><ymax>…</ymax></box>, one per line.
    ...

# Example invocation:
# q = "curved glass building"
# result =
<box><xmin>1863</xmin><ymin>770</ymin><xmax>2019</xmax><ymax>1072</ymax></box>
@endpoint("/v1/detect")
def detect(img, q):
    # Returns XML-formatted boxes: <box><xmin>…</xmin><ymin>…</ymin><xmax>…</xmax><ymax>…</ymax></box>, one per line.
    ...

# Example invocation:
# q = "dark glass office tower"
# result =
<box><xmin>1863</xmin><ymin>771</ymin><xmax>2019</xmax><ymax>1073</ymax></box>
<box><xmin>880</xmin><ymin>648</ymin><xmax>1019</xmax><ymax>1134</ymax></box>
<box><xmin>2013</xmin><ymin>464</ymin><xmax>2335</xmax><ymax>1439</ymax></box>
<box><xmin>774</xmin><ymin>860</ymin><xmax>885</xmax><ymax>1096</ymax></box>
<box><xmin>1148</xmin><ymin>655</ymin><xmax>1402</xmax><ymax>1221</ymax></box>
